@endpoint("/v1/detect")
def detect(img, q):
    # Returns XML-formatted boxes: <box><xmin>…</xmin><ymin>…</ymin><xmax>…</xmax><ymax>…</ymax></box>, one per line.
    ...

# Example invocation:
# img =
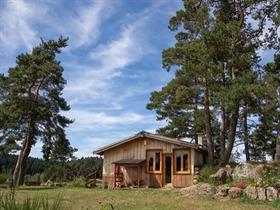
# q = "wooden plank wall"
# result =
<box><xmin>101</xmin><ymin>137</ymin><xmax>200</xmax><ymax>188</ymax></box>
<box><xmin>172</xmin><ymin>174</ymin><xmax>194</xmax><ymax>187</ymax></box>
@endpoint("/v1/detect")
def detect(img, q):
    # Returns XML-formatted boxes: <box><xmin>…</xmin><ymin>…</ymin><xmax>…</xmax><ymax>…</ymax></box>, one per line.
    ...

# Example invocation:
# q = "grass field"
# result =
<box><xmin>0</xmin><ymin>187</ymin><xmax>279</xmax><ymax>210</ymax></box>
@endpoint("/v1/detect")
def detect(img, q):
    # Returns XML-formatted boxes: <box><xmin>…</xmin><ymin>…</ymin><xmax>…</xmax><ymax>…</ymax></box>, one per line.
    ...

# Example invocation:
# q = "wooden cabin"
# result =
<box><xmin>94</xmin><ymin>131</ymin><xmax>207</xmax><ymax>188</ymax></box>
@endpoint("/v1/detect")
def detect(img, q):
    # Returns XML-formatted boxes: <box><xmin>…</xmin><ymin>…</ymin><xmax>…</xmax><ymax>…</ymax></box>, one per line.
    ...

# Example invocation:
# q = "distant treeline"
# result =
<box><xmin>0</xmin><ymin>154</ymin><xmax>103</xmax><ymax>181</ymax></box>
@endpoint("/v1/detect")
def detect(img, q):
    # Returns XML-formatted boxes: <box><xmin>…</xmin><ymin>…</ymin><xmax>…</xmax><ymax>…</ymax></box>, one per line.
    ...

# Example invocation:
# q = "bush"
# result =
<box><xmin>259</xmin><ymin>162</ymin><xmax>280</xmax><ymax>188</ymax></box>
<box><xmin>0</xmin><ymin>174</ymin><xmax>9</xmax><ymax>184</ymax></box>
<box><xmin>197</xmin><ymin>166</ymin><xmax>216</xmax><ymax>183</ymax></box>
<box><xmin>66</xmin><ymin>177</ymin><xmax>86</xmax><ymax>188</ymax></box>
<box><xmin>42</xmin><ymin>164</ymin><xmax>72</xmax><ymax>182</ymax></box>
<box><xmin>24</xmin><ymin>173</ymin><xmax>41</xmax><ymax>186</ymax></box>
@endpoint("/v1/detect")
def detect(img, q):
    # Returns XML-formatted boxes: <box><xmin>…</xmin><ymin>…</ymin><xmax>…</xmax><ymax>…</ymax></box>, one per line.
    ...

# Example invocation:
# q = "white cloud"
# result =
<box><xmin>90</xmin><ymin>24</ymin><xmax>148</xmax><ymax>69</ymax></box>
<box><xmin>0</xmin><ymin>0</ymin><xmax>46</xmax><ymax>53</ymax></box>
<box><xmin>0</xmin><ymin>0</ymin><xmax>115</xmax><ymax>54</ymax></box>
<box><xmin>64</xmin><ymin>8</ymin><xmax>155</xmax><ymax>106</ymax></box>
<box><xmin>0</xmin><ymin>0</ymin><xmax>181</xmax><ymax>158</ymax></box>
<box><xmin>69</xmin><ymin>0</ymin><xmax>114</xmax><ymax>48</ymax></box>
<box><xmin>66</xmin><ymin>109</ymin><xmax>152</xmax><ymax>131</ymax></box>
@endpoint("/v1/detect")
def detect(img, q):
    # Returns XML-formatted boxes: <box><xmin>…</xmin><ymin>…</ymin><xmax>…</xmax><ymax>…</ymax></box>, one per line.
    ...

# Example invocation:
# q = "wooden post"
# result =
<box><xmin>114</xmin><ymin>164</ymin><xmax>117</xmax><ymax>188</ymax></box>
<box><xmin>137</xmin><ymin>166</ymin><xmax>140</xmax><ymax>188</ymax></box>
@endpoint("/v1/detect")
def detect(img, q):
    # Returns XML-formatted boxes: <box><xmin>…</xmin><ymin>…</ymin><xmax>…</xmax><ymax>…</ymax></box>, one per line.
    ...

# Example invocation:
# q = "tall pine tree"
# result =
<box><xmin>147</xmin><ymin>0</ymin><xmax>280</xmax><ymax>165</ymax></box>
<box><xmin>0</xmin><ymin>37</ymin><xmax>75</xmax><ymax>186</ymax></box>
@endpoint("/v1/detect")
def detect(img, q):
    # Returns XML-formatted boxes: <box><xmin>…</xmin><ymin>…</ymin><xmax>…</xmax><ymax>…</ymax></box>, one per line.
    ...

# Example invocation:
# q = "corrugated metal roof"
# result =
<box><xmin>93</xmin><ymin>131</ymin><xmax>207</xmax><ymax>155</ymax></box>
<box><xmin>112</xmin><ymin>159</ymin><xmax>146</xmax><ymax>165</ymax></box>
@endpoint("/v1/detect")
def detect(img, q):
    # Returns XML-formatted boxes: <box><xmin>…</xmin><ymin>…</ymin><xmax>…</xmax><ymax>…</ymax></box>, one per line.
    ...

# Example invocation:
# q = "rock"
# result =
<box><xmin>193</xmin><ymin>179</ymin><xmax>198</xmax><ymax>185</ymax></box>
<box><xmin>232</xmin><ymin>163</ymin><xmax>262</xmax><ymax>181</ymax></box>
<box><xmin>196</xmin><ymin>183</ymin><xmax>215</xmax><ymax>196</ymax></box>
<box><xmin>209</xmin><ymin>165</ymin><xmax>232</xmax><ymax>184</ymax></box>
<box><xmin>244</xmin><ymin>186</ymin><xmax>258</xmax><ymax>200</ymax></box>
<box><xmin>256</xmin><ymin>187</ymin><xmax>266</xmax><ymax>200</ymax></box>
<box><xmin>228</xmin><ymin>187</ymin><xmax>242</xmax><ymax>199</ymax></box>
<box><xmin>215</xmin><ymin>185</ymin><xmax>230</xmax><ymax>197</ymax></box>
<box><xmin>266</xmin><ymin>187</ymin><xmax>278</xmax><ymax>201</ymax></box>
<box><xmin>180</xmin><ymin>183</ymin><xmax>215</xmax><ymax>197</ymax></box>
<box><xmin>180</xmin><ymin>185</ymin><xmax>198</xmax><ymax>197</ymax></box>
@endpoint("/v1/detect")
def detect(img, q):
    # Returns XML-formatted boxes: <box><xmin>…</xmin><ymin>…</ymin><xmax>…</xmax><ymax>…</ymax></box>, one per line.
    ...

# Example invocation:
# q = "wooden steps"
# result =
<box><xmin>85</xmin><ymin>171</ymin><xmax>97</xmax><ymax>188</ymax></box>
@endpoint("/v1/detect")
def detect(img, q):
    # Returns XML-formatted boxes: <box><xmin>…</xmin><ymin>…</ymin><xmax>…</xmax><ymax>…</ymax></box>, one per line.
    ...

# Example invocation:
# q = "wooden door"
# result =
<box><xmin>164</xmin><ymin>155</ymin><xmax>172</xmax><ymax>185</ymax></box>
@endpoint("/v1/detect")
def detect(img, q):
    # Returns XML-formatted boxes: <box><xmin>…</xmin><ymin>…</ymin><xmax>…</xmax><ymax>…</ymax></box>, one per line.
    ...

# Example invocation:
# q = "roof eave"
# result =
<box><xmin>93</xmin><ymin>131</ymin><xmax>208</xmax><ymax>155</ymax></box>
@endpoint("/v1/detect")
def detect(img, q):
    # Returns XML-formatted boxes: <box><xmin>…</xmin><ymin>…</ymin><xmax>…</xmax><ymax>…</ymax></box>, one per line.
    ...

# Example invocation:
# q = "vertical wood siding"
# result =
<box><xmin>101</xmin><ymin>137</ymin><xmax>203</xmax><ymax>188</ymax></box>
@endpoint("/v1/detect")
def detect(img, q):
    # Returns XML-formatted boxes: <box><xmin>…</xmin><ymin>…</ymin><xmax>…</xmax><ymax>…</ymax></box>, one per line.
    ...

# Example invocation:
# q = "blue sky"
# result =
<box><xmin>0</xmin><ymin>0</ymin><xmax>182</xmax><ymax>158</ymax></box>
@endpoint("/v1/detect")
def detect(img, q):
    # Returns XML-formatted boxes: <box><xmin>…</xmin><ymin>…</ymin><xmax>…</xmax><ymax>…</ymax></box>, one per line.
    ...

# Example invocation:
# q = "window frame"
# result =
<box><xmin>146</xmin><ymin>149</ymin><xmax>163</xmax><ymax>174</ymax></box>
<box><xmin>173</xmin><ymin>149</ymin><xmax>191</xmax><ymax>175</ymax></box>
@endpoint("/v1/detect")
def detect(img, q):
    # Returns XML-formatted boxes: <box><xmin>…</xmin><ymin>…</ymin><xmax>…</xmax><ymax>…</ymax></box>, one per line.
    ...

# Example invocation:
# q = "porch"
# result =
<box><xmin>113</xmin><ymin>159</ymin><xmax>146</xmax><ymax>188</ymax></box>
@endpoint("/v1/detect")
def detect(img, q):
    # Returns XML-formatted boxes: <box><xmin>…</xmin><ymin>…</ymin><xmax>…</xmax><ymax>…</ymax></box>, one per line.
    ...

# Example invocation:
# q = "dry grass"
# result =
<box><xmin>0</xmin><ymin>187</ymin><xmax>278</xmax><ymax>210</ymax></box>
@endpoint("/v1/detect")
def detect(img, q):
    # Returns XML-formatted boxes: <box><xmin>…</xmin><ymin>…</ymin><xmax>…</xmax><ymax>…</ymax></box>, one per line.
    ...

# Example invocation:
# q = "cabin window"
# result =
<box><xmin>146</xmin><ymin>150</ymin><xmax>162</xmax><ymax>173</ymax></box>
<box><xmin>174</xmin><ymin>150</ymin><xmax>190</xmax><ymax>173</ymax></box>
<box><xmin>176</xmin><ymin>153</ymin><xmax>181</xmax><ymax>172</ymax></box>
<box><xmin>183</xmin><ymin>153</ymin><xmax>188</xmax><ymax>171</ymax></box>
<box><xmin>155</xmin><ymin>152</ymin><xmax>160</xmax><ymax>171</ymax></box>
<box><xmin>148</xmin><ymin>156</ymin><xmax>153</xmax><ymax>172</ymax></box>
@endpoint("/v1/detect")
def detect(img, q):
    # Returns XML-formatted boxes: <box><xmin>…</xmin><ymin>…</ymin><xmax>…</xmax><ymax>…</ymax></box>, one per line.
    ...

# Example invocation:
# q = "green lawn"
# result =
<box><xmin>0</xmin><ymin>187</ymin><xmax>278</xmax><ymax>210</ymax></box>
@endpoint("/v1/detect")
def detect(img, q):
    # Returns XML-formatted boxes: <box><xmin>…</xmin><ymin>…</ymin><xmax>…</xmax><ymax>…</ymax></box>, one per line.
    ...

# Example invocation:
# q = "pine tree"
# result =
<box><xmin>147</xmin><ymin>0</ymin><xmax>280</xmax><ymax>164</ymax></box>
<box><xmin>251</xmin><ymin>55</ymin><xmax>280</xmax><ymax>161</ymax></box>
<box><xmin>0</xmin><ymin>37</ymin><xmax>75</xmax><ymax>186</ymax></box>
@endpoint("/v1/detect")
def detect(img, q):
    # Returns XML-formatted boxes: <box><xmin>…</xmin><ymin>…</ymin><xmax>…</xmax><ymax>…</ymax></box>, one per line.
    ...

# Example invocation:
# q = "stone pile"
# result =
<box><xmin>181</xmin><ymin>163</ymin><xmax>279</xmax><ymax>201</ymax></box>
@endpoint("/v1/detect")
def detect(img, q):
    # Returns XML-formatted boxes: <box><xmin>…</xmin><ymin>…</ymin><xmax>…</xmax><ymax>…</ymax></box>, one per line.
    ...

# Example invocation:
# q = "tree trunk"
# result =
<box><xmin>13</xmin><ymin>136</ymin><xmax>33</xmax><ymax>186</ymax></box>
<box><xmin>18</xmin><ymin>140</ymin><xmax>33</xmax><ymax>185</ymax></box>
<box><xmin>243</xmin><ymin>103</ymin><xmax>250</xmax><ymax>162</ymax></box>
<box><xmin>13</xmin><ymin>141</ymin><xmax>26</xmax><ymax>185</ymax></box>
<box><xmin>219</xmin><ymin>65</ymin><xmax>226</xmax><ymax>164</ymax></box>
<box><xmin>223</xmin><ymin>104</ymin><xmax>240</xmax><ymax>164</ymax></box>
<box><xmin>13</xmin><ymin>120</ymin><xmax>34</xmax><ymax>186</ymax></box>
<box><xmin>204</xmin><ymin>77</ymin><xmax>214</xmax><ymax>165</ymax></box>
<box><xmin>276</xmin><ymin>132</ymin><xmax>280</xmax><ymax>161</ymax></box>
<box><xmin>219</xmin><ymin>106</ymin><xmax>226</xmax><ymax>165</ymax></box>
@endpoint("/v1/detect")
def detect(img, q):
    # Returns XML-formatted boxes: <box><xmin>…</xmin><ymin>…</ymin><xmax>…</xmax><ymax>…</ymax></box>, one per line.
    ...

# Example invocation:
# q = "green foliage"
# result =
<box><xmin>197</xmin><ymin>166</ymin><xmax>216</xmax><ymax>183</ymax></box>
<box><xmin>259</xmin><ymin>162</ymin><xmax>280</xmax><ymax>188</ymax></box>
<box><xmin>67</xmin><ymin>157</ymin><xmax>103</xmax><ymax>178</ymax></box>
<box><xmin>0</xmin><ymin>37</ymin><xmax>75</xmax><ymax>158</ymax></box>
<box><xmin>24</xmin><ymin>174</ymin><xmax>42</xmax><ymax>186</ymax></box>
<box><xmin>0</xmin><ymin>154</ymin><xmax>103</xmax><ymax>184</ymax></box>
<box><xmin>0</xmin><ymin>189</ymin><xmax>62</xmax><ymax>210</ymax></box>
<box><xmin>0</xmin><ymin>174</ymin><xmax>9</xmax><ymax>184</ymax></box>
<box><xmin>0</xmin><ymin>37</ymin><xmax>76</xmax><ymax>185</ymax></box>
<box><xmin>0</xmin><ymin>154</ymin><xmax>50</xmax><ymax>176</ymax></box>
<box><xmin>66</xmin><ymin>178</ymin><xmax>86</xmax><ymax>188</ymax></box>
<box><xmin>250</xmin><ymin>55</ymin><xmax>280</xmax><ymax>161</ymax></box>
<box><xmin>41</xmin><ymin>164</ymin><xmax>72</xmax><ymax>183</ymax></box>
<box><xmin>147</xmin><ymin>0</ymin><xmax>280</xmax><ymax>164</ymax></box>
<box><xmin>41</xmin><ymin>157</ymin><xmax>103</xmax><ymax>183</ymax></box>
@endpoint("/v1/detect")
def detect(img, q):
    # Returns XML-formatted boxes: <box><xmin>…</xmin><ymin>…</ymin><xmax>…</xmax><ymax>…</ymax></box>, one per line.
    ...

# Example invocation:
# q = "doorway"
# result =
<box><xmin>164</xmin><ymin>156</ymin><xmax>172</xmax><ymax>184</ymax></box>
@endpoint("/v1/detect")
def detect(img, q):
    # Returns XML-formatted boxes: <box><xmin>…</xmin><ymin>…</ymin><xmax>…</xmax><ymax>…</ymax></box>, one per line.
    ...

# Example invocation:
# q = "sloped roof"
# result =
<box><xmin>93</xmin><ymin>131</ymin><xmax>207</xmax><ymax>155</ymax></box>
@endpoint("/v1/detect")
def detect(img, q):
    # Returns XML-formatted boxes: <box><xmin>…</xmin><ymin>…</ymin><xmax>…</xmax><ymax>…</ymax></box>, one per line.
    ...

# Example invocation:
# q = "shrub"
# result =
<box><xmin>259</xmin><ymin>162</ymin><xmax>280</xmax><ymax>188</ymax></box>
<box><xmin>24</xmin><ymin>173</ymin><xmax>41</xmax><ymax>186</ymax></box>
<box><xmin>0</xmin><ymin>174</ymin><xmax>9</xmax><ymax>184</ymax></box>
<box><xmin>197</xmin><ymin>166</ymin><xmax>216</xmax><ymax>183</ymax></box>
<box><xmin>42</xmin><ymin>164</ymin><xmax>72</xmax><ymax>182</ymax></box>
<box><xmin>66</xmin><ymin>177</ymin><xmax>86</xmax><ymax>188</ymax></box>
